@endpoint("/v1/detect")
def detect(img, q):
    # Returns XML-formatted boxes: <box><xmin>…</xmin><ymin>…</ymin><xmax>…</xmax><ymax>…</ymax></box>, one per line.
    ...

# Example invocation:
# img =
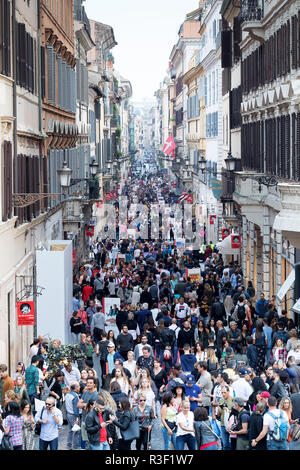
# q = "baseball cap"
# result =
<box><xmin>233</xmin><ymin>397</ymin><xmax>245</xmax><ymax>407</ymax></box>
<box><xmin>259</xmin><ymin>391</ymin><xmax>271</xmax><ymax>399</ymax></box>
<box><xmin>239</xmin><ymin>367</ymin><xmax>251</xmax><ymax>377</ymax></box>
<box><xmin>107</xmin><ymin>341</ymin><xmax>115</xmax><ymax>348</ymax></box>
<box><xmin>186</xmin><ymin>374</ymin><xmax>196</xmax><ymax>384</ymax></box>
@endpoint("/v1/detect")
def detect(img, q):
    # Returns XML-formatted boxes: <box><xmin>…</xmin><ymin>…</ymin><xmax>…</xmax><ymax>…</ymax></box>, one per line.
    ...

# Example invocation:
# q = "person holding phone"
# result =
<box><xmin>85</xmin><ymin>399</ymin><xmax>113</xmax><ymax>450</ymax></box>
<box><xmin>35</xmin><ymin>396</ymin><xmax>63</xmax><ymax>450</ymax></box>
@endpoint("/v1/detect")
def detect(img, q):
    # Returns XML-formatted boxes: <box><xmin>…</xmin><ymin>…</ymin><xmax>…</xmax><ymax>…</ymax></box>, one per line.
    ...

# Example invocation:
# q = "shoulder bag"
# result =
<box><xmin>0</xmin><ymin>433</ymin><xmax>13</xmax><ymax>451</ymax></box>
<box><xmin>201</xmin><ymin>420</ymin><xmax>221</xmax><ymax>450</ymax></box>
<box><xmin>121</xmin><ymin>417</ymin><xmax>140</xmax><ymax>441</ymax></box>
<box><xmin>35</xmin><ymin>406</ymin><xmax>46</xmax><ymax>436</ymax></box>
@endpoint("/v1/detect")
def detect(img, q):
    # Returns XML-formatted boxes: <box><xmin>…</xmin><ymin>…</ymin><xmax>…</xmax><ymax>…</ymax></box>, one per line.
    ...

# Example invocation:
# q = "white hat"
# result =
<box><xmin>107</xmin><ymin>342</ymin><xmax>115</xmax><ymax>348</ymax></box>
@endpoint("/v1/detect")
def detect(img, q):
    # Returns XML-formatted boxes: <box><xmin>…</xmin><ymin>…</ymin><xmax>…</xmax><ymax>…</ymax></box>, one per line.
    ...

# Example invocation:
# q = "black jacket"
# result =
<box><xmin>159</xmin><ymin>328</ymin><xmax>176</xmax><ymax>349</ymax></box>
<box><xmin>114</xmin><ymin>410</ymin><xmax>133</xmax><ymax>440</ymax></box>
<box><xmin>111</xmin><ymin>390</ymin><xmax>128</xmax><ymax>408</ymax></box>
<box><xmin>178</xmin><ymin>328</ymin><xmax>195</xmax><ymax>349</ymax></box>
<box><xmin>85</xmin><ymin>409</ymin><xmax>111</xmax><ymax>445</ymax></box>
<box><xmin>248</xmin><ymin>413</ymin><xmax>266</xmax><ymax>450</ymax></box>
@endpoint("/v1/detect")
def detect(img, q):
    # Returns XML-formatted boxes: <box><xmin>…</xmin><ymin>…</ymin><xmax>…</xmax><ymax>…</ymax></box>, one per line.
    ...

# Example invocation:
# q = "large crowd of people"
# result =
<box><xmin>1</xmin><ymin>157</ymin><xmax>300</xmax><ymax>451</ymax></box>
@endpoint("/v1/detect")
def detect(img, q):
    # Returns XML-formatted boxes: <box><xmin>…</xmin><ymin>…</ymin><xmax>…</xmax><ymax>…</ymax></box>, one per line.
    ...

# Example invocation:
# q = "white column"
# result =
<box><xmin>262</xmin><ymin>206</ymin><xmax>270</xmax><ymax>299</ymax></box>
<box><xmin>276</xmin><ymin>230</ymin><xmax>282</xmax><ymax>314</ymax></box>
<box><xmin>242</xmin><ymin>216</ymin><xmax>247</xmax><ymax>279</ymax></box>
<box><xmin>250</xmin><ymin>221</ymin><xmax>255</xmax><ymax>282</ymax></box>
<box><xmin>256</xmin><ymin>231</ymin><xmax>263</xmax><ymax>294</ymax></box>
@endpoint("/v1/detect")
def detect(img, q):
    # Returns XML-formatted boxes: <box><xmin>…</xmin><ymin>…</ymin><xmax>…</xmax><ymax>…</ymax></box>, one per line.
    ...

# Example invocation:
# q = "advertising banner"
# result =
<box><xmin>17</xmin><ymin>301</ymin><xmax>35</xmax><ymax>326</ymax></box>
<box><xmin>222</xmin><ymin>228</ymin><xmax>231</xmax><ymax>240</ymax></box>
<box><xmin>102</xmin><ymin>298</ymin><xmax>121</xmax><ymax>337</ymax></box>
<box><xmin>231</xmin><ymin>234</ymin><xmax>241</xmax><ymax>249</ymax></box>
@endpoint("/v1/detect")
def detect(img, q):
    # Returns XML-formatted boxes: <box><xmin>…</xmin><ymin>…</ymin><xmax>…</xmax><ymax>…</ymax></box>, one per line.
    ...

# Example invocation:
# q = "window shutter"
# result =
<box><xmin>221</xmin><ymin>29</ymin><xmax>232</xmax><ymax>68</ymax></box>
<box><xmin>292</xmin><ymin>113</ymin><xmax>296</xmax><ymax>180</ymax></box>
<box><xmin>47</xmin><ymin>46</ymin><xmax>54</xmax><ymax>103</ymax></box>
<box><xmin>297</xmin><ymin>112</ymin><xmax>300</xmax><ymax>181</ymax></box>
<box><xmin>233</xmin><ymin>16</ymin><xmax>241</xmax><ymax>61</ymax></box>
<box><xmin>19</xmin><ymin>23</ymin><xmax>26</xmax><ymax>88</ymax></box>
<box><xmin>287</xmin><ymin>20</ymin><xmax>291</xmax><ymax>74</ymax></box>
<box><xmin>285</xmin><ymin>114</ymin><xmax>291</xmax><ymax>179</ymax></box>
<box><xmin>204</xmin><ymin>77</ymin><xmax>207</xmax><ymax>105</ymax></box>
<box><xmin>2</xmin><ymin>0</ymin><xmax>11</xmax><ymax>76</ymax></box>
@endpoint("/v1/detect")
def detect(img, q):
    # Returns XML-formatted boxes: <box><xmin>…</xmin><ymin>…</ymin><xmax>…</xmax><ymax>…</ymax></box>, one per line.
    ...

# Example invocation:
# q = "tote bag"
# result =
<box><xmin>121</xmin><ymin>418</ymin><xmax>140</xmax><ymax>441</ymax></box>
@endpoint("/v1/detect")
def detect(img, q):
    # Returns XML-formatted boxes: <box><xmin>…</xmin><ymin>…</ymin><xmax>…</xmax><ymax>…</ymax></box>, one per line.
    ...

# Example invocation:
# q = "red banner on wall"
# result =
<box><xmin>86</xmin><ymin>225</ymin><xmax>95</xmax><ymax>237</ymax></box>
<box><xmin>231</xmin><ymin>234</ymin><xmax>241</xmax><ymax>249</ymax></box>
<box><xmin>17</xmin><ymin>301</ymin><xmax>35</xmax><ymax>326</ymax></box>
<box><xmin>222</xmin><ymin>228</ymin><xmax>231</xmax><ymax>240</ymax></box>
<box><xmin>210</xmin><ymin>215</ymin><xmax>217</xmax><ymax>225</ymax></box>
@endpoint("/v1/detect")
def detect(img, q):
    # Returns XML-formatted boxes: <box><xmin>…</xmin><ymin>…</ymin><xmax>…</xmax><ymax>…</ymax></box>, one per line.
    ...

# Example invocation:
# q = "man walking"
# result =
<box><xmin>116</xmin><ymin>325</ymin><xmax>134</xmax><ymax>360</ymax></box>
<box><xmin>35</xmin><ymin>396</ymin><xmax>63</xmax><ymax>450</ymax></box>
<box><xmin>65</xmin><ymin>382</ymin><xmax>81</xmax><ymax>450</ymax></box>
<box><xmin>24</xmin><ymin>356</ymin><xmax>40</xmax><ymax>407</ymax></box>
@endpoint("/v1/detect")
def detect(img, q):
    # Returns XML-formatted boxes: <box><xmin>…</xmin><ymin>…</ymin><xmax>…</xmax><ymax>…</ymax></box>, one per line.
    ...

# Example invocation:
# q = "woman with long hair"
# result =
<box><xmin>161</xmin><ymin>392</ymin><xmax>178</xmax><ymax>450</ymax></box>
<box><xmin>110</xmin><ymin>397</ymin><xmax>135</xmax><ymax>450</ymax></box>
<box><xmin>253</xmin><ymin>319</ymin><xmax>267</xmax><ymax>374</ymax></box>
<box><xmin>195</xmin><ymin>342</ymin><xmax>207</xmax><ymax>362</ymax></box>
<box><xmin>48</xmin><ymin>370</ymin><xmax>64</xmax><ymax>409</ymax></box>
<box><xmin>172</xmin><ymin>382</ymin><xmax>185</xmax><ymax>414</ymax></box>
<box><xmin>79</xmin><ymin>369</ymin><xmax>89</xmax><ymax>394</ymax></box>
<box><xmin>110</xmin><ymin>368</ymin><xmax>130</xmax><ymax>396</ymax></box>
<box><xmin>194</xmin><ymin>406</ymin><xmax>220</xmax><ymax>450</ymax></box>
<box><xmin>107</xmin><ymin>330</ymin><xmax>117</xmax><ymax>346</ymax></box>
<box><xmin>279</xmin><ymin>397</ymin><xmax>300</xmax><ymax>449</ymax></box>
<box><xmin>270</xmin><ymin>337</ymin><xmax>287</xmax><ymax>363</ymax></box>
<box><xmin>132</xmin><ymin>392</ymin><xmax>155</xmax><ymax>451</ymax></box>
<box><xmin>151</xmin><ymin>358</ymin><xmax>168</xmax><ymax>399</ymax></box>
<box><xmin>194</xmin><ymin>320</ymin><xmax>209</xmax><ymax>349</ymax></box>
<box><xmin>13</xmin><ymin>362</ymin><xmax>25</xmax><ymax>382</ymax></box>
<box><xmin>20</xmin><ymin>400</ymin><xmax>35</xmax><ymax>450</ymax></box>
<box><xmin>133</xmin><ymin>378</ymin><xmax>156</xmax><ymax>416</ymax></box>
<box><xmin>3</xmin><ymin>401</ymin><xmax>24</xmax><ymax>450</ymax></box>
<box><xmin>14</xmin><ymin>375</ymin><xmax>30</xmax><ymax>403</ymax></box>
<box><xmin>206</xmin><ymin>348</ymin><xmax>219</xmax><ymax>373</ymax></box>
<box><xmin>175</xmin><ymin>400</ymin><xmax>196</xmax><ymax>450</ymax></box>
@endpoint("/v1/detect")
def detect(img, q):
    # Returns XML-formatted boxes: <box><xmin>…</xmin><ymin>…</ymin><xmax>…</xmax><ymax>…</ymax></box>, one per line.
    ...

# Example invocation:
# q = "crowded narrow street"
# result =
<box><xmin>2</xmin><ymin>0</ymin><xmax>300</xmax><ymax>456</ymax></box>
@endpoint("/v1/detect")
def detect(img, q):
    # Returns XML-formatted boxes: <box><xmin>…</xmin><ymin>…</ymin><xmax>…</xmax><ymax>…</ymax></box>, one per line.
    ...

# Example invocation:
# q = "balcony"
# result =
<box><xmin>220</xmin><ymin>170</ymin><xmax>236</xmax><ymax>202</ymax></box>
<box><xmin>74</xmin><ymin>0</ymin><xmax>91</xmax><ymax>35</ymax></box>
<box><xmin>240</xmin><ymin>0</ymin><xmax>264</xmax><ymax>22</ymax></box>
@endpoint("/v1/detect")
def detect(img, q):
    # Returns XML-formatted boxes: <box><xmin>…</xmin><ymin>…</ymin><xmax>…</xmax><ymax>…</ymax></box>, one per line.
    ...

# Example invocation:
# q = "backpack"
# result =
<box><xmin>267</xmin><ymin>410</ymin><xmax>289</xmax><ymax>441</ymax></box>
<box><xmin>237</xmin><ymin>304</ymin><xmax>246</xmax><ymax>322</ymax></box>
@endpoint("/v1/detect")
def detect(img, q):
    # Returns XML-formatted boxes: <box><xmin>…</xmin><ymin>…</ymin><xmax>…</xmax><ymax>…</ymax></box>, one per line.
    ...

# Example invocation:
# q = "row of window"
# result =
<box><xmin>46</xmin><ymin>45</ymin><xmax>76</xmax><ymax>112</ymax></box>
<box><xmin>241</xmin><ymin>113</ymin><xmax>300</xmax><ymax>182</ymax></box>
<box><xmin>206</xmin><ymin>112</ymin><xmax>219</xmax><ymax>137</ymax></box>
<box><xmin>241</xmin><ymin>17</ymin><xmax>298</xmax><ymax>94</ymax></box>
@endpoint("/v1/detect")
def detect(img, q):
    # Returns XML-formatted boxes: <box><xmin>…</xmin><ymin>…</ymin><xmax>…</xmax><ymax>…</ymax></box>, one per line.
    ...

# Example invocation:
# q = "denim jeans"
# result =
<box><xmin>39</xmin><ymin>438</ymin><xmax>58</xmax><ymax>450</ymax></box>
<box><xmin>66</xmin><ymin>413</ymin><xmax>80</xmax><ymax>450</ymax></box>
<box><xmin>176</xmin><ymin>434</ymin><xmax>196</xmax><ymax>450</ymax></box>
<box><xmin>220</xmin><ymin>425</ymin><xmax>231</xmax><ymax>450</ymax></box>
<box><xmin>90</xmin><ymin>441</ymin><xmax>111</xmax><ymax>450</ymax></box>
<box><xmin>267</xmin><ymin>439</ymin><xmax>288</xmax><ymax>450</ymax></box>
<box><xmin>162</xmin><ymin>426</ymin><xmax>177</xmax><ymax>450</ymax></box>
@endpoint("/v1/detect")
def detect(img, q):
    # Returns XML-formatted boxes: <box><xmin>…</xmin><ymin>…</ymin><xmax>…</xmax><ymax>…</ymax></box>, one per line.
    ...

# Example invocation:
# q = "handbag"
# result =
<box><xmin>121</xmin><ymin>418</ymin><xmax>140</xmax><ymax>441</ymax></box>
<box><xmin>165</xmin><ymin>419</ymin><xmax>177</xmax><ymax>431</ymax></box>
<box><xmin>0</xmin><ymin>433</ymin><xmax>13</xmax><ymax>451</ymax></box>
<box><xmin>291</xmin><ymin>423</ymin><xmax>300</xmax><ymax>441</ymax></box>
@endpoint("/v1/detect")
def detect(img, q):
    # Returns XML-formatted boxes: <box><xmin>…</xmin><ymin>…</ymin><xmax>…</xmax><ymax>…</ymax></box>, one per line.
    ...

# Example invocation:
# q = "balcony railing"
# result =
<box><xmin>74</xmin><ymin>0</ymin><xmax>91</xmax><ymax>35</ymax></box>
<box><xmin>240</xmin><ymin>0</ymin><xmax>264</xmax><ymax>22</ymax></box>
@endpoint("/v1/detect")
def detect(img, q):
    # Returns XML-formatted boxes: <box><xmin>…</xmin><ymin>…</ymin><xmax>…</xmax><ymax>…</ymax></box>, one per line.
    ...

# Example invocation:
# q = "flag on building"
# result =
<box><xmin>163</xmin><ymin>135</ymin><xmax>176</xmax><ymax>158</ymax></box>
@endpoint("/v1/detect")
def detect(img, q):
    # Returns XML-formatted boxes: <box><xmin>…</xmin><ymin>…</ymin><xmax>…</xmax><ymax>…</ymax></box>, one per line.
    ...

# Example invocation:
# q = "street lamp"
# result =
<box><xmin>89</xmin><ymin>159</ymin><xmax>98</xmax><ymax>177</ymax></box>
<box><xmin>224</xmin><ymin>152</ymin><xmax>239</xmax><ymax>172</ymax></box>
<box><xmin>57</xmin><ymin>161</ymin><xmax>73</xmax><ymax>193</ymax></box>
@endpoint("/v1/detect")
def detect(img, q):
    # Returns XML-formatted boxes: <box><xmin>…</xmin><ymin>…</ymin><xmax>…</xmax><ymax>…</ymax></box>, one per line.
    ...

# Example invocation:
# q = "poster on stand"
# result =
<box><xmin>186</xmin><ymin>268</ymin><xmax>201</xmax><ymax>282</ymax></box>
<box><xmin>102</xmin><ymin>298</ymin><xmax>121</xmax><ymax>337</ymax></box>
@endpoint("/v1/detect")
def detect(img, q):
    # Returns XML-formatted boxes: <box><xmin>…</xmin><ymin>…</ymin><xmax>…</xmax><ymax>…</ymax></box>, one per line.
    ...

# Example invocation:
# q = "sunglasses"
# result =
<box><xmin>139</xmin><ymin>399</ymin><xmax>146</xmax><ymax>402</ymax></box>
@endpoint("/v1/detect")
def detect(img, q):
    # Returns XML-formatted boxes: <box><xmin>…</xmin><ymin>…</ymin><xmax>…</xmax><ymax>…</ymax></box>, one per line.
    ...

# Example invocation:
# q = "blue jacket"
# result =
<box><xmin>256</xmin><ymin>299</ymin><xmax>268</xmax><ymax>317</ymax></box>
<box><xmin>180</xmin><ymin>354</ymin><xmax>197</xmax><ymax>372</ymax></box>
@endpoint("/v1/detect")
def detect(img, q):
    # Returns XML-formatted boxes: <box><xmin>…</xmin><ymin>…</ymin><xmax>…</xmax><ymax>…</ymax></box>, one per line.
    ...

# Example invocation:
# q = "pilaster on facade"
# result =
<box><xmin>262</xmin><ymin>205</ymin><xmax>270</xmax><ymax>298</ymax></box>
<box><xmin>249</xmin><ymin>221</ymin><xmax>255</xmax><ymax>283</ymax></box>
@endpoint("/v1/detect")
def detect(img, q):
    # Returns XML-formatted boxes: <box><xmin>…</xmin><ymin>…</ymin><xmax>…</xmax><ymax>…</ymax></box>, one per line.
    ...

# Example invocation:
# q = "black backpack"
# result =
<box><xmin>237</xmin><ymin>304</ymin><xmax>246</xmax><ymax>322</ymax></box>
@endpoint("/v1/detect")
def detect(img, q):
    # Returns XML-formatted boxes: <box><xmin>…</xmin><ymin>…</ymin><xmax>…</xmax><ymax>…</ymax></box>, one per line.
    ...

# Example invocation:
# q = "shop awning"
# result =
<box><xmin>216</xmin><ymin>233</ymin><xmax>240</xmax><ymax>255</ymax></box>
<box><xmin>276</xmin><ymin>269</ymin><xmax>295</xmax><ymax>302</ymax></box>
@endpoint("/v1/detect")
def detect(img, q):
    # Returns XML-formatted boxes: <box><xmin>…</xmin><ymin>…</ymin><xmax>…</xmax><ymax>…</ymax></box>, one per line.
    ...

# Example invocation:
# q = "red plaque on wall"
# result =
<box><xmin>17</xmin><ymin>301</ymin><xmax>35</xmax><ymax>326</ymax></box>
